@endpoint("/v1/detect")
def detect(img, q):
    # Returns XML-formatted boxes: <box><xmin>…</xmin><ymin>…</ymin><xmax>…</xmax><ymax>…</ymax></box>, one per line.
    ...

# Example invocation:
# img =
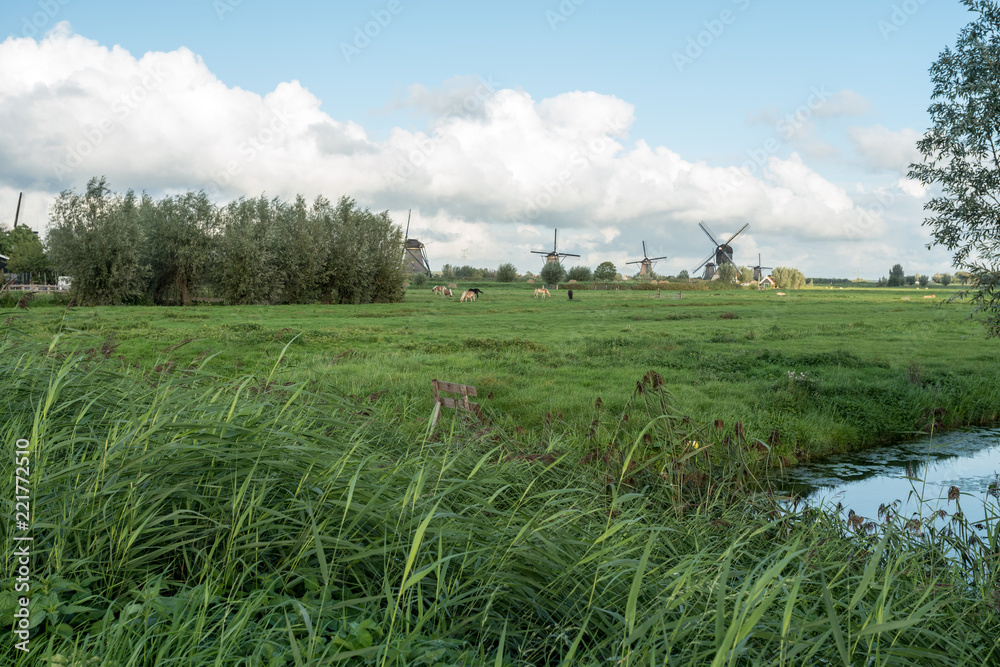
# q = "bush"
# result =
<box><xmin>771</xmin><ymin>267</ymin><xmax>807</xmax><ymax>289</ymax></box>
<box><xmin>411</xmin><ymin>273</ymin><xmax>428</xmax><ymax>288</ymax></box>
<box><xmin>567</xmin><ymin>265</ymin><xmax>592</xmax><ymax>282</ymax></box>
<box><xmin>496</xmin><ymin>263</ymin><xmax>517</xmax><ymax>283</ymax></box>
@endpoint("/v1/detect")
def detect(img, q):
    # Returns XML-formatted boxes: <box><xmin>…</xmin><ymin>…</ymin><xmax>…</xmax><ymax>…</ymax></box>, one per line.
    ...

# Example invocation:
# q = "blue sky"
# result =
<box><xmin>0</xmin><ymin>0</ymin><xmax>977</xmax><ymax>278</ymax></box>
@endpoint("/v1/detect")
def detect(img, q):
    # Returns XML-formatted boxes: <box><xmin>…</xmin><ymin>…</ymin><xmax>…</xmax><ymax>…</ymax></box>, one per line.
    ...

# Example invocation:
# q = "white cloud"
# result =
<box><xmin>848</xmin><ymin>125</ymin><xmax>922</xmax><ymax>173</ymax></box>
<box><xmin>812</xmin><ymin>89</ymin><xmax>873</xmax><ymax>118</ymax></box>
<box><xmin>0</xmin><ymin>26</ymin><xmax>945</xmax><ymax>277</ymax></box>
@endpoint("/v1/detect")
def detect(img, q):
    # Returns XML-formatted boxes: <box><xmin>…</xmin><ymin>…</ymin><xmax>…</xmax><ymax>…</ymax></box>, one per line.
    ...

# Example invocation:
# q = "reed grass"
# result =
<box><xmin>0</xmin><ymin>333</ymin><xmax>998</xmax><ymax>665</ymax></box>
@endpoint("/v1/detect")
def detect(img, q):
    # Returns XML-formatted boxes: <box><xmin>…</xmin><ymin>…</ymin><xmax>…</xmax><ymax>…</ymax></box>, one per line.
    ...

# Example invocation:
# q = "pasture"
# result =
<box><xmin>3</xmin><ymin>282</ymin><xmax>997</xmax><ymax>460</ymax></box>
<box><xmin>2</xmin><ymin>285</ymin><xmax>1000</xmax><ymax>665</ymax></box>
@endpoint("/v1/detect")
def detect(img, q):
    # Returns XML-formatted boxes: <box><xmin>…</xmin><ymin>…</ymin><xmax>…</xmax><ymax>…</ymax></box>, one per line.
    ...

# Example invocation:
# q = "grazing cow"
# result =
<box><xmin>460</xmin><ymin>290</ymin><xmax>476</xmax><ymax>302</ymax></box>
<box><xmin>442</xmin><ymin>287</ymin><xmax>452</xmax><ymax>297</ymax></box>
<box><xmin>533</xmin><ymin>288</ymin><xmax>550</xmax><ymax>298</ymax></box>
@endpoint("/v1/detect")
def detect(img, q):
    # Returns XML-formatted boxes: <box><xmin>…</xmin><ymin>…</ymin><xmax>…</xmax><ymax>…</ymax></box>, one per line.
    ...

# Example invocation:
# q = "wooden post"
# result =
<box><xmin>430</xmin><ymin>379</ymin><xmax>484</xmax><ymax>429</ymax></box>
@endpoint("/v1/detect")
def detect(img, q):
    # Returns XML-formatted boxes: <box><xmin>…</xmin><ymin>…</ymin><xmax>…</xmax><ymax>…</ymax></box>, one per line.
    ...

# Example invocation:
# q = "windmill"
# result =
<box><xmin>692</xmin><ymin>221</ymin><xmax>749</xmax><ymax>280</ymax></box>
<box><xmin>13</xmin><ymin>192</ymin><xmax>22</xmax><ymax>228</ymax></box>
<box><xmin>626</xmin><ymin>241</ymin><xmax>667</xmax><ymax>278</ymax></box>
<box><xmin>751</xmin><ymin>253</ymin><xmax>773</xmax><ymax>282</ymax></box>
<box><xmin>531</xmin><ymin>229</ymin><xmax>580</xmax><ymax>265</ymax></box>
<box><xmin>402</xmin><ymin>210</ymin><xmax>432</xmax><ymax>276</ymax></box>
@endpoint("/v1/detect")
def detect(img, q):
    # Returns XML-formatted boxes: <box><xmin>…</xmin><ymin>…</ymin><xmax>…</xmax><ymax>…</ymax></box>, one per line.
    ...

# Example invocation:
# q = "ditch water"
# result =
<box><xmin>778</xmin><ymin>427</ymin><xmax>1000</xmax><ymax>522</ymax></box>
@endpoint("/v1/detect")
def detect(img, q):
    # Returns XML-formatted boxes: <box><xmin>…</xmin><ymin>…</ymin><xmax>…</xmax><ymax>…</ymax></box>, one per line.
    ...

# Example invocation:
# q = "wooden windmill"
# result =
<box><xmin>626</xmin><ymin>241</ymin><xmax>667</xmax><ymax>277</ymax></box>
<box><xmin>402</xmin><ymin>210</ymin><xmax>432</xmax><ymax>276</ymax></box>
<box><xmin>693</xmin><ymin>221</ymin><xmax>749</xmax><ymax>280</ymax></box>
<box><xmin>531</xmin><ymin>229</ymin><xmax>579</xmax><ymax>265</ymax></box>
<box><xmin>751</xmin><ymin>253</ymin><xmax>773</xmax><ymax>282</ymax></box>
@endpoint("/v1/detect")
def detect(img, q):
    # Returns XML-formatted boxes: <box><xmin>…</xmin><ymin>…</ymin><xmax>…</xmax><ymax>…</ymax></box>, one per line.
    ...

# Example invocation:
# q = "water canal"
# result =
<box><xmin>779</xmin><ymin>428</ymin><xmax>1000</xmax><ymax>523</ymax></box>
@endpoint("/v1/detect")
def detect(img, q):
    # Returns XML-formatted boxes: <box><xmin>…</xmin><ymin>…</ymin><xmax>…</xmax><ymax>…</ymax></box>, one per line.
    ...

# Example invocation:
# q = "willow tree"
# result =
<box><xmin>48</xmin><ymin>177</ymin><xmax>148</xmax><ymax>305</ymax></box>
<box><xmin>317</xmin><ymin>197</ymin><xmax>406</xmax><ymax>305</ymax></box>
<box><xmin>909</xmin><ymin>0</ymin><xmax>1000</xmax><ymax>335</ymax></box>
<box><xmin>141</xmin><ymin>191</ymin><xmax>213</xmax><ymax>305</ymax></box>
<box><xmin>212</xmin><ymin>196</ymin><xmax>280</xmax><ymax>305</ymax></box>
<box><xmin>271</xmin><ymin>195</ymin><xmax>329</xmax><ymax>304</ymax></box>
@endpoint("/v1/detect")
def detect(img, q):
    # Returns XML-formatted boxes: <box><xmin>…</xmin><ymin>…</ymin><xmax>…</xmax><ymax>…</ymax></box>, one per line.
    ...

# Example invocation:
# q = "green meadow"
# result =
<box><xmin>2</xmin><ymin>284</ymin><xmax>1000</xmax><ymax>665</ymax></box>
<box><xmin>4</xmin><ymin>283</ymin><xmax>997</xmax><ymax>461</ymax></box>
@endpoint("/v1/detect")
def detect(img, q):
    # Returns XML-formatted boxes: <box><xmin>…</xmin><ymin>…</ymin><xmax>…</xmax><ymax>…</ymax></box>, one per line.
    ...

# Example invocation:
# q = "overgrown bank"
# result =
<box><xmin>1</xmin><ymin>335</ymin><xmax>998</xmax><ymax>665</ymax></box>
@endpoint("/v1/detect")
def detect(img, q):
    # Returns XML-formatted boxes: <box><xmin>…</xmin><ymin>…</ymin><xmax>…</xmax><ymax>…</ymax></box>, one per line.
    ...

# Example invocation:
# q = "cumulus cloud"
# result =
<box><xmin>0</xmin><ymin>26</ymin><xmax>940</xmax><ymax>276</ymax></box>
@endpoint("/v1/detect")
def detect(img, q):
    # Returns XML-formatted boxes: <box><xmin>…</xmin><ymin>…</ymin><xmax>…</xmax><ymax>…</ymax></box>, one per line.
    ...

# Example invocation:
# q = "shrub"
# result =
<box><xmin>567</xmin><ymin>265</ymin><xmax>593</xmax><ymax>282</ymax></box>
<box><xmin>496</xmin><ymin>262</ymin><xmax>517</xmax><ymax>283</ymax></box>
<box><xmin>771</xmin><ymin>267</ymin><xmax>807</xmax><ymax>289</ymax></box>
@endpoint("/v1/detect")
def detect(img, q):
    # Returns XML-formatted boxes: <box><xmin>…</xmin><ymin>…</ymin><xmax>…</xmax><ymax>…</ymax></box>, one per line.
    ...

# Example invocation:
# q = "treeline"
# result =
<box><xmin>47</xmin><ymin>177</ymin><xmax>407</xmax><ymax>306</ymax></box>
<box><xmin>875</xmin><ymin>264</ymin><xmax>967</xmax><ymax>287</ymax></box>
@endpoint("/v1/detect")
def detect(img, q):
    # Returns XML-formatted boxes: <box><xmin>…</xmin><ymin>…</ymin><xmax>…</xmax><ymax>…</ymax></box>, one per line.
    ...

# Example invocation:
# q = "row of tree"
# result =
<box><xmin>879</xmin><ymin>264</ymin><xmax>967</xmax><ymax>287</ymax></box>
<box><xmin>46</xmin><ymin>177</ymin><xmax>407</xmax><ymax>306</ymax></box>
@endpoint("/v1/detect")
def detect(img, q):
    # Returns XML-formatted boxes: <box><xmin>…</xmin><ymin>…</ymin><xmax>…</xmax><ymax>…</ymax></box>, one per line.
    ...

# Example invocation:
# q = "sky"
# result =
<box><xmin>0</xmin><ymin>0</ymin><xmax>977</xmax><ymax>279</ymax></box>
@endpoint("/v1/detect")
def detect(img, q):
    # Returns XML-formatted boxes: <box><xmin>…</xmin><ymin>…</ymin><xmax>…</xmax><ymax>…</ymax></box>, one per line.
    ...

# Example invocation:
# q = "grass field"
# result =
<box><xmin>3</xmin><ymin>283</ymin><xmax>997</xmax><ymax>461</ymax></box>
<box><xmin>1</xmin><ymin>324</ymin><xmax>999</xmax><ymax>665</ymax></box>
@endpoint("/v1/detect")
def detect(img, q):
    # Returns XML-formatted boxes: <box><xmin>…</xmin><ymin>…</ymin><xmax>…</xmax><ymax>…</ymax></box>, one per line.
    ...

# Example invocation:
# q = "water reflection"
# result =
<box><xmin>779</xmin><ymin>428</ymin><xmax>1000</xmax><ymax>521</ymax></box>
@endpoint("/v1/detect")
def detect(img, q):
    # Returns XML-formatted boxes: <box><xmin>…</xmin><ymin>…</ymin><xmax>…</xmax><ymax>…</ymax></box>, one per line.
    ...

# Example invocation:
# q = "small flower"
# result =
<box><xmin>691</xmin><ymin>441</ymin><xmax>699</xmax><ymax>449</ymax></box>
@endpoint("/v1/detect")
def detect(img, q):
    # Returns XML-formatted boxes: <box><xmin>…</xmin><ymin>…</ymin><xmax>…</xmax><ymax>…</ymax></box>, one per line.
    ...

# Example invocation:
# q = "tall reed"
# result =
<box><xmin>0</xmin><ymin>335</ymin><xmax>997</xmax><ymax>665</ymax></box>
